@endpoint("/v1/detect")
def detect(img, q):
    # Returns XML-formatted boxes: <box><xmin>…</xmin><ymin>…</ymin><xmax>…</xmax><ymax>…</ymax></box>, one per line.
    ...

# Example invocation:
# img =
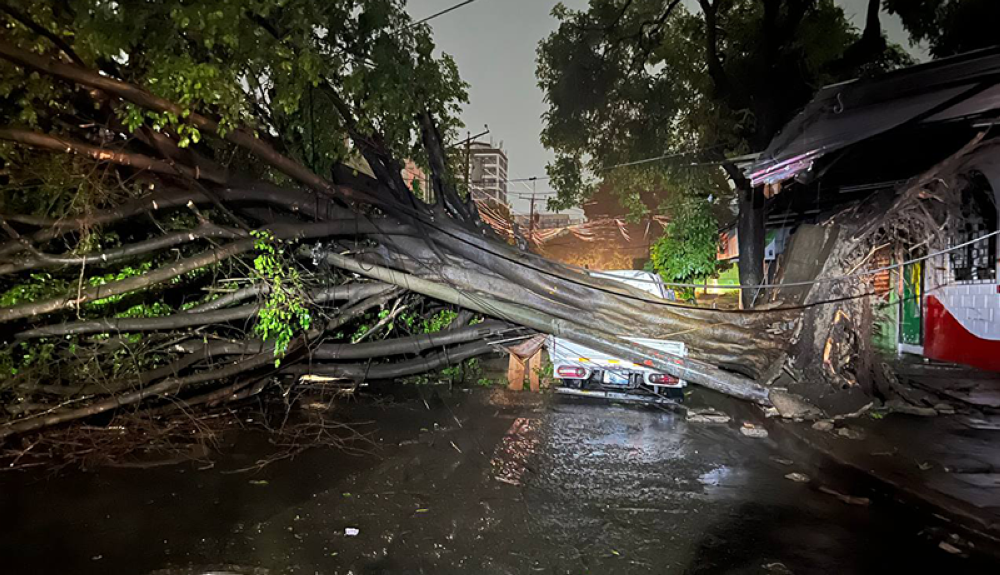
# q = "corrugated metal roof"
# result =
<box><xmin>748</xmin><ymin>46</ymin><xmax>1000</xmax><ymax>187</ymax></box>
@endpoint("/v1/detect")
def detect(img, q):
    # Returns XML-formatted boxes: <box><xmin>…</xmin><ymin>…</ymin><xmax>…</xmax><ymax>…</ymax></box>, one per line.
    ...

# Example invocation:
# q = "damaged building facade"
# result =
<box><xmin>747</xmin><ymin>47</ymin><xmax>1000</xmax><ymax>374</ymax></box>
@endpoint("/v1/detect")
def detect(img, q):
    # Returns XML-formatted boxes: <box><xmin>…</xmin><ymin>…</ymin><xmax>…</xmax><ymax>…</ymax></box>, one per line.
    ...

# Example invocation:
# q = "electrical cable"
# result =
<box><xmin>408</xmin><ymin>0</ymin><xmax>484</xmax><ymax>28</ymax></box>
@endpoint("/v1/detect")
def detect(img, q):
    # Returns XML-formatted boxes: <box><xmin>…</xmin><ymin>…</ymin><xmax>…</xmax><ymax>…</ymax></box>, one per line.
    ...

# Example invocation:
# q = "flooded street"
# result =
<box><xmin>1</xmin><ymin>387</ymin><xmax>994</xmax><ymax>574</ymax></box>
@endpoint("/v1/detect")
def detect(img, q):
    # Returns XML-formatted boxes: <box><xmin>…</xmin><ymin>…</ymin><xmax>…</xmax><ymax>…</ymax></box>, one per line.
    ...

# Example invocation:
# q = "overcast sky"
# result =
<box><xmin>405</xmin><ymin>0</ymin><xmax>927</xmax><ymax>216</ymax></box>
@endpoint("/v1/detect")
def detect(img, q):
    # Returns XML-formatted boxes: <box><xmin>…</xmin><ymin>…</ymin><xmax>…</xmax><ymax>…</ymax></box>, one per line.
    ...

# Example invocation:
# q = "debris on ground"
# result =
<box><xmin>818</xmin><ymin>486</ymin><xmax>871</xmax><ymax>506</ymax></box>
<box><xmin>934</xmin><ymin>403</ymin><xmax>957</xmax><ymax>415</ymax></box>
<box><xmin>833</xmin><ymin>403</ymin><xmax>874</xmax><ymax>421</ymax></box>
<box><xmin>686</xmin><ymin>409</ymin><xmax>732</xmax><ymax>424</ymax></box>
<box><xmin>770</xmin><ymin>457</ymin><xmax>794</xmax><ymax>466</ymax></box>
<box><xmin>885</xmin><ymin>399</ymin><xmax>938</xmax><ymax>417</ymax></box>
<box><xmin>938</xmin><ymin>541</ymin><xmax>963</xmax><ymax>555</ymax></box>
<box><xmin>740</xmin><ymin>422</ymin><xmax>769</xmax><ymax>438</ymax></box>
<box><xmin>763</xmin><ymin>562</ymin><xmax>795</xmax><ymax>574</ymax></box>
<box><xmin>784</xmin><ymin>472</ymin><xmax>810</xmax><ymax>483</ymax></box>
<box><xmin>770</xmin><ymin>391</ymin><xmax>825</xmax><ymax>420</ymax></box>
<box><xmin>836</xmin><ymin>427</ymin><xmax>865</xmax><ymax>440</ymax></box>
<box><xmin>344</xmin><ymin>527</ymin><xmax>360</xmax><ymax>537</ymax></box>
<box><xmin>812</xmin><ymin>419</ymin><xmax>835</xmax><ymax>432</ymax></box>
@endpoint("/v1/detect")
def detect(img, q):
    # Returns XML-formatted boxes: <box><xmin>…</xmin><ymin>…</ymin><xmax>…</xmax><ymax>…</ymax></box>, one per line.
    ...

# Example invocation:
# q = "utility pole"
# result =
<box><xmin>464</xmin><ymin>130</ymin><xmax>471</xmax><ymax>192</ymax></box>
<box><xmin>527</xmin><ymin>177</ymin><xmax>538</xmax><ymax>242</ymax></box>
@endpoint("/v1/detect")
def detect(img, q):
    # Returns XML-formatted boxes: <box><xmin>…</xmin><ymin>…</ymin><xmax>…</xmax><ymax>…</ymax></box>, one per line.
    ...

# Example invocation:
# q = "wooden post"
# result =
<box><xmin>528</xmin><ymin>351</ymin><xmax>542</xmax><ymax>391</ymax></box>
<box><xmin>507</xmin><ymin>354</ymin><xmax>525</xmax><ymax>390</ymax></box>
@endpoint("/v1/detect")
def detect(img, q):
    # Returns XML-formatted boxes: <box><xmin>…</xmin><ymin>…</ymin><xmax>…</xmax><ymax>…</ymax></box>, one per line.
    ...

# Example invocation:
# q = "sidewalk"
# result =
<box><xmin>761</xmin><ymin>361</ymin><xmax>1000</xmax><ymax>551</ymax></box>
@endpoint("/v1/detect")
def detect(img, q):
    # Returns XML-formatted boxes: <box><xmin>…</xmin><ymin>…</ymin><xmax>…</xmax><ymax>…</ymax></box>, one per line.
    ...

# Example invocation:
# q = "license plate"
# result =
<box><xmin>603</xmin><ymin>371</ymin><xmax>630</xmax><ymax>386</ymax></box>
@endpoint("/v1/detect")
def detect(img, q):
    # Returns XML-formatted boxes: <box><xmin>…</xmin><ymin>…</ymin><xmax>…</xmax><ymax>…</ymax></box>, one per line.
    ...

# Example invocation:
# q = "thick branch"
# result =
<box><xmin>0</xmin><ymin>223</ymin><xmax>243</xmax><ymax>276</ymax></box>
<box><xmin>827</xmin><ymin>0</ymin><xmax>886</xmax><ymax>75</ymax></box>
<box><xmin>185</xmin><ymin>282</ymin><xmax>393</xmax><ymax>314</ymax></box>
<box><xmin>286</xmin><ymin>341</ymin><xmax>495</xmax><ymax>381</ymax></box>
<box><xmin>0</xmin><ymin>128</ymin><xmax>214</xmax><ymax>182</ymax></box>
<box><xmin>173</xmin><ymin>321</ymin><xmax>509</xmax><ymax>361</ymax></box>
<box><xmin>314</xmin><ymin>321</ymin><xmax>507</xmax><ymax>360</ymax></box>
<box><xmin>0</xmin><ymin>39</ymin><xmax>370</xmax><ymax>202</ymax></box>
<box><xmin>0</xmin><ymin>4</ymin><xmax>84</xmax><ymax>66</ymax></box>
<box><xmin>16</xmin><ymin>304</ymin><xmax>260</xmax><ymax>339</ymax></box>
<box><xmin>0</xmin><ymin>220</ymin><xmax>389</xmax><ymax>323</ymax></box>
<box><xmin>419</xmin><ymin>111</ymin><xmax>472</xmax><ymax>222</ymax></box>
<box><xmin>19</xmin><ymin>282</ymin><xmax>400</xmax><ymax>339</ymax></box>
<box><xmin>697</xmin><ymin>0</ymin><xmax>733</xmax><ymax>101</ymax></box>
<box><xmin>0</xmin><ymin>344</ymin><xmax>279</xmax><ymax>440</ymax></box>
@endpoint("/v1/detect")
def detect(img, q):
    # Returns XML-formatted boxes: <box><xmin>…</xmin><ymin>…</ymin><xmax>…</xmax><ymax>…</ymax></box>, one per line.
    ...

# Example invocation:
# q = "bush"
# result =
<box><xmin>650</xmin><ymin>198</ymin><xmax>721</xmax><ymax>298</ymax></box>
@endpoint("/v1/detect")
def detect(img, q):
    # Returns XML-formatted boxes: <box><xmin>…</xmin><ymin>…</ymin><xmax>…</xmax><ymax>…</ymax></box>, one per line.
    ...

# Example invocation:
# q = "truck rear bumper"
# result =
<box><xmin>555</xmin><ymin>387</ymin><xmax>682</xmax><ymax>406</ymax></box>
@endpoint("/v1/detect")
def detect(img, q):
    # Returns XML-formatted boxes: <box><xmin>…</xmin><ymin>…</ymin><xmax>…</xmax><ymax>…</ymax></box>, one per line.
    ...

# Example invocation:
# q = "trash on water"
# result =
<box><xmin>812</xmin><ymin>419</ymin><xmax>835</xmax><ymax>432</ymax></box>
<box><xmin>740</xmin><ymin>422</ymin><xmax>769</xmax><ymax>438</ymax></box>
<box><xmin>938</xmin><ymin>541</ymin><xmax>963</xmax><ymax>555</ymax></box>
<box><xmin>687</xmin><ymin>409</ymin><xmax>731</xmax><ymax>424</ymax></box>
<box><xmin>819</xmin><ymin>486</ymin><xmax>871</xmax><ymax>506</ymax></box>
<box><xmin>836</xmin><ymin>427</ymin><xmax>865</xmax><ymax>440</ymax></box>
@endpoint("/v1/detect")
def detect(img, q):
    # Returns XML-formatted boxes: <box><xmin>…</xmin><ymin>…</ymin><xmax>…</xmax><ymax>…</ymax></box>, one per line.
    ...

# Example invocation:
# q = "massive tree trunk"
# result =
<box><xmin>737</xmin><ymin>183</ymin><xmax>767</xmax><ymax>309</ymax></box>
<box><xmin>0</xmin><ymin>40</ymin><xmax>794</xmax><ymax>440</ymax></box>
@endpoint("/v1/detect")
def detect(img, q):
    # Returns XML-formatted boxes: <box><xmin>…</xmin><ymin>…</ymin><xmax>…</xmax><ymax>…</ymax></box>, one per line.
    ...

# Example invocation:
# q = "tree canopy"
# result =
<box><xmin>537</xmin><ymin>0</ymin><xmax>910</xmax><ymax>217</ymax></box>
<box><xmin>0</xmin><ymin>0</ymin><xmax>468</xmax><ymax>207</ymax></box>
<box><xmin>885</xmin><ymin>0</ymin><xmax>1000</xmax><ymax>58</ymax></box>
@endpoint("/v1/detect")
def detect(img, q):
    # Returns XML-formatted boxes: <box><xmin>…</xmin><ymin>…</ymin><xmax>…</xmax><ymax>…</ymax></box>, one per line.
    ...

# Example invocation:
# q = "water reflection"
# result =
<box><xmin>491</xmin><ymin>417</ymin><xmax>540</xmax><ymax>486</ymax></box>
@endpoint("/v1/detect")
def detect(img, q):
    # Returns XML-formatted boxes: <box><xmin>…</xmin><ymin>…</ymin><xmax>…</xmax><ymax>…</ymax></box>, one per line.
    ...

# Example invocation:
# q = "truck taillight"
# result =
<box><xmin>557</xmin><ymin>366</ymin><xmax>586</xmax><ymax>378</ymax></box>
<box><xmin>649</xmin><ymin>373</ymin><xmax>677</xmax><ymax>384</ymax></box>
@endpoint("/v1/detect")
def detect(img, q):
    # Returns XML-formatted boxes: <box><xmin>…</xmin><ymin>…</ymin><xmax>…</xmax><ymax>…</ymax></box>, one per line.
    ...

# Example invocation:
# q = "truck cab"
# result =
<box><xmin>546</xmin><ymin>270</ymin><xmax>688</xmax><ymax>402</ymax></box>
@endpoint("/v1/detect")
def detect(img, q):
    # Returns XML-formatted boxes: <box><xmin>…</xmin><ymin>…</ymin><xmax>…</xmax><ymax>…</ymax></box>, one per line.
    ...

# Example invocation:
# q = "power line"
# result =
<box><xmin>409</xmin><ymin>0</ymin><xmax>484</xmax><ymax>28</ymax></box>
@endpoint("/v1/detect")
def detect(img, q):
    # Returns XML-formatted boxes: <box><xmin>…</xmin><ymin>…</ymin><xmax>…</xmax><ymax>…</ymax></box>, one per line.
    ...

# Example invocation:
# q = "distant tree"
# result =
<box><xmin>885</xmin><ymin>0</ymin><xmax>1000</xmax><ymax>58</ymax></box>
<box><xmin>537</xmin><ymin>0</ymin><xmax>911</xmax><ymax>306</ymax></box>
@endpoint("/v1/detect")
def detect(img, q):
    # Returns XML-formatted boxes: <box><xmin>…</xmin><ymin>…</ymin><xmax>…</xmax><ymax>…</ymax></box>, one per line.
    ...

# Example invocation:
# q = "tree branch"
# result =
<box><xmin>0</xmin><ymin>343</ymin><xmax>281</xmax><ymax>440</ymax></box>
<box><xmin>0</xmin><ymin>3</ymin><xmax>85</xmax><ymax>66</ymax></box>
<box><xmin>0</xmin><ymin>223</ymin><xmax>243</xmax><ymax>276</ymax></box>
<box><xmin>0</xmin><ymin>184</ymin><xmax>360</xmax><ymax>260</ymax></box>
<box><xmin>697</xmin><ymin>0</ymin><xmax>733</xmax><ymax>101</ymax></box>
<box><xmin>0</xmin><ymin>220</ymin><xmax>393</xmax><ymax>323</ymax></box>
<box><xmin>0</xmin><ymin>38</ymin><xmax>371</xmax><ymax>203</ymax></box>
<box><xmin>285</xmin><ymin>341</ymin><xmax>495</xmax><ymax>381</ymax></box>
<box><xmin>0</xmin><ymin>128</ymin><xmax>223</xmax><ymax>183</ymax></box>
<box><xmin>826</xmin><ymin>0</ymin><xmax>886</xmax><ymax>75</ymax></box>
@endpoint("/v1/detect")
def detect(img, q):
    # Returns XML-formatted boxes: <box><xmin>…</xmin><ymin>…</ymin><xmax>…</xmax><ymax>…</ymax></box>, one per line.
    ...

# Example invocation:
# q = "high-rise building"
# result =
<box><xmin>467</xmin><ymin>141</ymin><xmax>508</xmax><ymax>205</ymax></box>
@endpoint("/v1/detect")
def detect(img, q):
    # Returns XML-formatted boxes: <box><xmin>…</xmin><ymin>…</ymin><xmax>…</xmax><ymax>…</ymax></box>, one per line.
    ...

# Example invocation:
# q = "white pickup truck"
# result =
<box><xmin>546</xmin><ymin>270</ymin><xmax>688</xmax><ymax>403</ymax></box>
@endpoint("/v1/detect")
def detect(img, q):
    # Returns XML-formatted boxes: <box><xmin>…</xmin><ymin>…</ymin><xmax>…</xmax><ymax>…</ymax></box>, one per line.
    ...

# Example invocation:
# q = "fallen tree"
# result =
<box><xmin>0</xmin><ymin>0</ymin><xmax>796</xmax><ymax>443</ymax></box>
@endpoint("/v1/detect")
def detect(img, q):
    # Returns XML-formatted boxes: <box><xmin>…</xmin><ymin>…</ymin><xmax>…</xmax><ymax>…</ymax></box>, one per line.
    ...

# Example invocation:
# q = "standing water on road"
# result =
<box><xmin>0</xmin><ymin>387</ymin><xmax>993</xmax><ymax>574</ymax></box>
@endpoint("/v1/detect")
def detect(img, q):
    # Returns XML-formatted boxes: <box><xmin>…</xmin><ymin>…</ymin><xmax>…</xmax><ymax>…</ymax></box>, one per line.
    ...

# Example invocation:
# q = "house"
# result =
<box><xmin>746</xmin><ymin>47</ymin><xmax>1000</xmax><ymax>371</ymax></box>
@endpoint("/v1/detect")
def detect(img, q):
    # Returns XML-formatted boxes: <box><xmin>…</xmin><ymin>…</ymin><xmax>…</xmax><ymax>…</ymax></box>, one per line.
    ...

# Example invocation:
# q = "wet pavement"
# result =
<box><xmin>1</xmin><ymin>387</ymin><xmax>997</xmax><ymax>574</ymax></box>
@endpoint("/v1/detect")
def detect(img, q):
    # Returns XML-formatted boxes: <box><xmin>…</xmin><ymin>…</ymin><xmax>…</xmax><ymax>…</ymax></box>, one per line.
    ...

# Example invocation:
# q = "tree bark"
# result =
<box><xmin>737</xmin><ymin>183</ymin><xmax>767</xmax><ymax>308</ymax></box>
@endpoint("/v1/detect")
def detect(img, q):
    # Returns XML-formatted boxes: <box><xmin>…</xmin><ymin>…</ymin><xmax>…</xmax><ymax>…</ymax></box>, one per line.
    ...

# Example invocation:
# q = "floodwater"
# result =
<box><xmin>1</xmin><ymin>387</ymin><xmax>996</xmax><ymax>574</ymax></box>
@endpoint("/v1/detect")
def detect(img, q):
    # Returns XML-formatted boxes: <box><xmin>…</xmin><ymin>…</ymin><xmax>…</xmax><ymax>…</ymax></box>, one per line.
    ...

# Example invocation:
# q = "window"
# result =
<box><xmin>950</xmin><ymin>172</ymin><xmax>997</xmax><ymax>282</ymax></box>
